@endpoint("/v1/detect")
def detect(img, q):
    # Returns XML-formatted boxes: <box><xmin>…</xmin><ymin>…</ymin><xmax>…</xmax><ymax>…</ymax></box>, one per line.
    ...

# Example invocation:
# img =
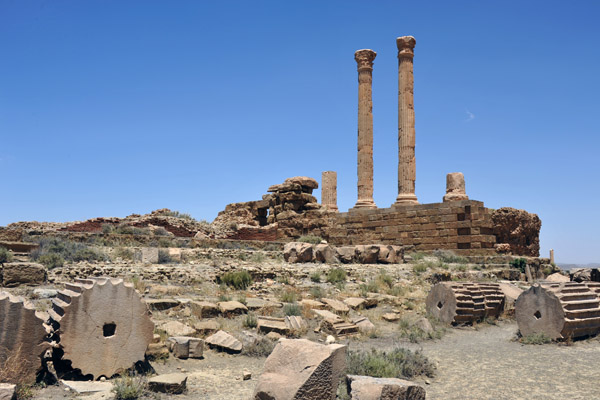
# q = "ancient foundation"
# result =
<box><xmin>321</xmin><ymin>171</ymin><xmax>338</xmax><ymax>212</ymax></box>
<box><xmin>443</xmin><ymin>172</ymin><xmax>469</xmax><ymax>202</ymax></box>
<box><xmin>394</xmin><ymin>36</ymin><xmax>418</xmax><ymax>206</ymax></box>
<box><xmin>353</xmin><ymin>49</ymin><xmax>377</xmax><ymax>209</ymax></box>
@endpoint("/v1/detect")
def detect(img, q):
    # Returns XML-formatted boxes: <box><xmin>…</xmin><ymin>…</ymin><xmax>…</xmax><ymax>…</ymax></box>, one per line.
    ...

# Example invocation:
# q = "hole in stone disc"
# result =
<box><xmin>103</xmin><ymin>322</ymin><xmax>116</xmax><ymax>337</ymax></box>
<box><xmin>437</xmin><ymin>301</ymin><xmax>443</xmax><ymax>309</ymax></box>
<box><xmin>534</xmin><ymin>311</ymin><xmax>541</xmax><ymax>320</ymax></box>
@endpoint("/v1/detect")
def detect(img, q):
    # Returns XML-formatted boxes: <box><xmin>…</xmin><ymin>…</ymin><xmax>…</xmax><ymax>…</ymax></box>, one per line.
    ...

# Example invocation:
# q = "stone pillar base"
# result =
<box><xmin>351</xmin><ymin>200</ymin><xmax>377</xmax><ymax>210</ymax></box>
<box><xmin>443</xmin><ymin>194</ymin><xmax>469</xmax><ymax>202</ymax></box>
<box><xmin>392</xmin><ymin>194</ymin><xmax>418</xmax><ymax>206</ymax></box>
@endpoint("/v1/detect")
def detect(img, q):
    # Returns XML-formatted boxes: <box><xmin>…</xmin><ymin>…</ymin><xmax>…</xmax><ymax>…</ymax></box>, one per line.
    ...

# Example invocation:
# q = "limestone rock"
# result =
<box><xmin>218</xmin><ymin>300</ymin><xmax>248</xmax><ymax>317</ymax></box>
<box><xmin>192</xmin><ymin>319</ymin><xmax>219</xmax><ymax>334</ymax></box>
<box><xmin>314</xmin><ymin>244</ymin><xmax>338</xmax><ymax>263</ymax></box>
<box><xmin>257</xmin><ymin>316</ymin><xmax>289</xmax><ymax>335</ymax></box>
<box><xmin>0</xmin><ymin>292</ymin><xmax>51</xmax><ymax>384</ymax></box>
<box><xmin>344</xmin><ymin>297</ymin><xmax>366</xmax><ymax>310</ymax></box>
<box><xmin>1</xmin><ymin>262</ymin><xmax>46</xmax><ymax>287</ymax></box>
<box><xmin>498</xmin><ymin>282</ymin><xmax>524</xmax><ymax>311</ymax></box>
<box><xmin>321</xmin><ymin>298</ymin><xmax>350</xmax><ymax>315</ymax></box>
<box><xmin>376</xmin><ymin>245</ymin><xmax>398</xmax><ymax>264</ymax></box>
<box><xmin>134</xmin><ymin>247</ymin><xmax>159</xmax><ymax>264</ymax></box>
<box><xmin>352</xmin><ymin>316</ymin><xmax>375</xmax><ymax>333</ymax></box>
<box><xmin>148</xmin><ymin>373</ymin><xmax>187</xmax><ymax>394</ymax></box>
<box><xmin>336</xmin><ymin>247</ymin><xmax>356</xmax><ymax>263</ymax></box>
<box><xmin>146</xmin><ymin>298</ymin><xmax>180</xmax><ymax>311</ymax></box>
<box><xmin>443</xmin><ymin>172</ymin><xmax>469</xmax><ymax>203</ymax></box>
<box><xmin>300</xmin><ymin>299</ymin><xmax>325</xmax><ymax>310</ymax></box>
<box><xmin>356</xmin><ymin>245</ymin><xmax>380</xmax><ymax>264</ymax></box>
<box><xmin>382</xmin><ymin>312</ymin><xmax>401</xmax><ymax>322</ymax></box>
<box><xmin>285</xmin><ymin>176</ymin><xmax>319</xmax><ymax>191</ymax></box>
<box><xmin>167</xmin><ymin>336</ymin><xmax>204</xmax><ymax>359</ymax></box>
<box><xmin>346</xmin><ymin>375</ymin><xmax>426</xmax><ymax>400</ymax></box>
<box><xmin>61</xmin><ymin>380</ymin><xmax>113</xmax><ymax>394</ymax></box>
<box><xmin>253</xmin><ymin>338</ymin><xmax>346</xmax><ymax>400</ymax></box>
<box><xmin>491</xmin><ymin>208</ymin><xmax>541</xmax><ymax>257</ymax></box>
<box><xmin>313</xmin><ymin>309</ymin><xmax>343</xmax><ymax>323</ymax></box>
<box><xmin>49</xmin><ymin>278</ymin><xmax>154</xmax><ymax>379</ymax></box>
<box><xmin>0</xmin><ymin>384</ymin><xmax>15</xmax><ymax>400</ymax></box>
<box><xmin>246</xmin><ymin>297</ymin><xmax>281</xmax><ymax>311</ymax></box>
<box><xmin>159</xmin><ymin>321</ymin><xmax>196</xmax><ymax>337</ymax></box>
<box><xmin>545</xmin><ymin>273</ymin><xmax>569</xmax><ymax>283</ymax></box>
<box><xmin>205</xmin><ymin>330</ymin><xmax>242</xmax><ymax>353</ymax></box>
<box><xmin>283</xmin><ymin>242</ymin><xmax>314</xmax><ymax>263</ymax></box>
<box><xmin>190</xmin><ymin>300</ymin><xmax>219</xmax><ymax>317</ymax></box>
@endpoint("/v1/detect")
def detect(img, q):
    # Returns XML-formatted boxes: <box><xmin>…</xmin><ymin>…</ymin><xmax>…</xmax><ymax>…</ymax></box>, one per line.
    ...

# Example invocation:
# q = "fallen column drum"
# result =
<box><xmin>426</xmin><ymin>282</ymin><xmax>505</xmax><ymax>324</ymax></box>
<box><xmin>515</xmin><ymin>282</ymin><xmax>600</xmax><ymax>340</ymax></box>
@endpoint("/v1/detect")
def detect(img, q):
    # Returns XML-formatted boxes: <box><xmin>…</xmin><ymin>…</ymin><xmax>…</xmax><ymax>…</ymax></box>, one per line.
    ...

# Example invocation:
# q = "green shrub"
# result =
<box><xmin>31</xmin><ymin>237</ymin><xmax>106</xmax><ymax>266</ymax></box>
<box><xmin>377</xmin><ymin>271</ymin><xmax>394</xmax><ymax>288</ymax></box>
<box><xmin>220</xmin><ymin>270</ymin><xmax>253</xmax><ymax>290</ymax></box>
<box><xmin>510</xmin><ymin>258</ymin><xmax>528</xmax><ymax>273</ymax></box>
<box><xmin>283</xmin><ymin>303</ymin><xmax>301</xmax><ymax>316</ymax></box>
<box><xmin>157</xmin><ymin>250</ymin><xmax>173</xmax><ymax>264</ymax></box>
<box><xmin>432</xmin><ymin>249</ymin><xmax>468</xmax><ymax>264</ymax></box>
<box><xmin>521</xmin><ymin>332</ymin><xmax>552</xmax><ymax>345</ymax></box>
<box><xmin>280</xmin><ymin>289</ymin><xmax>298</xmax><ymax>303</ymax></box>
<box><xmin>0</xmin><ymin>247</ymin><xmax>13</xmax><ymax>264</ymax></box>
<box><xmin>359</xmin><ymin>280</ymin><xmax>379</xmax><ymax>296</ymax></box>
<box><xmin>153</xmin><ymin>227</ymin><xmax>170</xmax><ymax>237</ymax></box>
<box><xmin>37</xmin><ymin>253</ymin><xmax>65</xmax><ymax>269</ymax></box>
<box><xmin>157</xmin><ymin>210</ymin><xmax>197</xmax><ymax>222</ymax></box>
<box><xmin>309</xmin><ymin>286</ymin><xmax>324</xmax><ymax>299</ymax></box>
<box><xmin>409</xmin><ymin>252</ymin><xmax>426</xmax><ymax>261</ymax></box>
<box><xmin>242</xmin><ymin>337</ymin><xmax>275</xmax><ymax>357</ymax></box>
<box><xmin>114</xmin><ymin>247</ymin><xmax>134</xmax><ymax>261</ymax></box>
<box><xmin>115</xmin><ymin>225</ymin><xmax>150</xmax><ymax>236</ymax></box>
<box><xmin>101</xmin><ymin>223</ymin><xmax>114</xmax><ymax>234</ymax></box>
<box><xmin>277</xmin><ymin>275</ymin><xmax>290</xmax><ymax>285</ymax></box>
<box><xmin>413</xmin><ymin>262</ymin><xmax>428</xmax><ymax>275</ymax></box>
<box><xmin>398</xmin><ymin>316</ymin><xmax>445</xmax><ymax>343</ymax></box>
<box><xmin>346</xmin><ymin>347</ymin><xmax>435</xmax><ymax>379</ymax></box>
<box><xmin>251</xmin><ymin>251</ymin><xmax>266</xmax><ymax>263</ymax></box>
<box><xmin>310</xmin><ymin>271</ymin><xmax>322</xmax><ymax>283</ymax></box>
<box><xmin>326</xmin><ymin>268</ymin><xmax>347</xmax><ymax>284</ymax></box>
<box><xmin>298</xmin><ymin>235</ymin><xmax>322</xmax><ymax>245</ymax></box>
<box><xmin>218</xmin><ymin>293</ymin><xmax>232</xmax><ymax>302</ymax></box>
<box><xmin>244</xmin><ymin>313</ymin><xmax>258</xmax><ymax>328</ymax></box>
<box><xmin>112</xmin><ymin>374</ymin><xmax>146</xmax><ymax>399</ymax></box>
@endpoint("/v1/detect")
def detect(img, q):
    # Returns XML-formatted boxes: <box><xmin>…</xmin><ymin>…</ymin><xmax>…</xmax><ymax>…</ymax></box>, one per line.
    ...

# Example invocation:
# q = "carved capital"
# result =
<box><xmin>396</xmin><ymin>36</ymin><xmax>416</xmax><ymax>59</ymax></box>
<box><xmin>354</xmin><ymin>49</ymin><xmax>377</xmax><ymax>71</ymax></box>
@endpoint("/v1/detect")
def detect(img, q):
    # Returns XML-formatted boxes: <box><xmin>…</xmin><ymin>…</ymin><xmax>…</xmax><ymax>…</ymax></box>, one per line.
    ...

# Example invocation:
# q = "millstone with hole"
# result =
<box><xmin>426</xmin><ymin>282</ymin><xmax>505</xmax><ymax>324</ymax></box>
<box><xmin>49</xmin><ymin>278</ymin><xmax>154</xmax><ymax>378</ymax></box>
<box><xmin>515</xmin><ymin>282</ymin><xmax>600</xmax><ymax>340</ymax></box>
<box><xmin>0</xmin><ymin>291</ymin><xmax>51</xmax><ymax>383</ymax></box>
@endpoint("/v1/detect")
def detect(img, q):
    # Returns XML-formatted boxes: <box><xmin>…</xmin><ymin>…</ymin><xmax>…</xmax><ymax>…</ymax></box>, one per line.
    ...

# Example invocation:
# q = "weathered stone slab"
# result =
<box><xmin>346</xmin><ymin>375</ymin><xmax>426</xmax><ymax>400</ymax></box>
<box><xmin>205</xmin><ymin>330</ymin><xmax>242</xmax><ymax>353</ymax></box>
<box><xmin>336</xmin><ymin>246</ymin><xmax>356</xmax><ymax>263</ymax></box>
<box><xmin>322</xmin><ymin>298</ymin><xmax>350</xmax><ymax>315</ymax></box>
<box><xmin>159</xmin><ymin>321</ymin><xmax>196</xmax><ymax>337</ymax></box>
<box><xmin>146</xmin><ymin>298</ymin><xmax>180</xmax><ymax>311</ymax></box>
<box><xmin>344</xmin><ymin>297</ymin><xmax>366</xmax><ymax>309</ymax></box>
<box><xmin>218</xmin><ymin>300</ymin><xmax>248</xmax><ymax>316</ymax></box>
<box><xmin>0</xmin><ymin>383</ymin><xmax>15</xmax><ymax>400</ymax></box>
<box><xmin>321</xmin><ymin>320</ymin><xmax>359</xmax><ymax>337</ymax></box>
<box><xmin>61</xmin><ymin>380</ymin><xmax>113</xmax><ymax>393</ymax></box>
<box><xmin>285</xmin><ymin>315</ymin><xmax>306</xmax><ymax>331</ymax></box>
<box><xmin>300</xmin><ymin>299</ymin><xmax>325</xmax><ymax>309</ymax></box>
<box><xmin>190</xmin><ymin>300</ymin><xmax>219</xmax><ymax>317</ymax></box>
<box><xmin>314</xmin><ymin>244</ymin><xmax>338</xmax><ymax>263</ymax></box>
<box><xmin>192</xmin><ymin>319</ymin><xmax>219</xmax><ymax>334</ymax></box>
<box><xmin>382</xmin><ymin>312</ymin><xmax>401</xmax><ymax>322</ymax></box>
<box><xmin>167</xmin><ymin>336</ymin><xmax>204</xmax><ymax>359</ymax></box>
<box><xmin>546</xmin><ymin>273</ymin><xmax>569</xmax><ymax>283</ymax></box>
<box><xmin>1</xmin><ymin>262</ymin><xmax>46</xmax><ymax>287</ymax></box>
<box><xmin>246</xmin><ymin>297</ymin><xmax>281</xmax><ymax>311</ymax></box>
<box><xmin>352</xmin><ymin>316</ymin><xmax>376</xmax><ymax>333</ymax></box>
<box><xmin>148</xmin><ymin>373</ymin><xmax>187</xmax><ymax>394</ymax></box>
<box><xmin>253</xmin><ymin>339</ymin><xmax>346</xmax><ymax>400</ymax></box>
<box><xmin>257</xmin><ymin>316</ymin><xmax>289</xmax><ymax>335</ymax></box>
<box><xmin>134</xmin><ymin>247</ymin><xmax>159</xmax><ymax>264</ymax></box>
<box><xmin>312</xmin><ymin>309</ymin><xmax>343</xmax><ymax>323</ymax></box>
<box><xmin>283</xmin><ymin>242</ymin><xmax>313</xmax><ymax>263</ymax></box>
<box><xmin>356</xmin><ymin>245</ymin><xmax>380</xmax><ymax>264</ymax></box>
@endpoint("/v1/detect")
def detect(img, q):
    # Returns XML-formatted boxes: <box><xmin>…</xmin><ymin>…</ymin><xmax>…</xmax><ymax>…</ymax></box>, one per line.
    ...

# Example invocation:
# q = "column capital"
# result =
<box><xmin>396</xmin><ymin>36</ymin><xmax>416</xmax><ymax>59</ymax></box>
<box><xmin>354</xmin><ymin>49</ymin><xmax>377</xmax><ymax>71</ymax></box>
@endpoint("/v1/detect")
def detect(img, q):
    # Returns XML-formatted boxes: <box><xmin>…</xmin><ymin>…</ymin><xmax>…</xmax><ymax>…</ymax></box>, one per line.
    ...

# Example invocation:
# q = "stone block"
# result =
<box><xmin>0</xmin><ymin>384</ymin><xmax>15</xmax><ymax>400</ymax></box>
<box><xmin>1</xmin><ymin>263</ymin><xmax>46</xmax><ymax>287</ymax></box>
<box><xmin>148</xmin><ymin>373</ymin><xmax>187</xmax><ymax>394</ymax></box>
<box><xmin>167</xmin><ymin>336</ymin><xmax>204</xmax><ymax>359</ymax></box>
<box><xmin>134</xmin><ymin>247</ymin><xmax>159</xmax><ymax>263</ymax></box>
<box><xmin>346</xmin><ymin>375</ymin><xmax>426</xmax><ymax>400</ymax></box>
<box><xmin>205</xmin><ymin>330</ymin><xmax>242</xmax><ymax>353</ymax></box>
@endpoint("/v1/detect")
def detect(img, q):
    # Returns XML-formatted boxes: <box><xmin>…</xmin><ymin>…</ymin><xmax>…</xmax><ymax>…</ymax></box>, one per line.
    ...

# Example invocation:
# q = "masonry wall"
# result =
<box><xmin>327</xmin><ymin>200</ymin><xmax>496</xmax><ymax>254</ymax></box>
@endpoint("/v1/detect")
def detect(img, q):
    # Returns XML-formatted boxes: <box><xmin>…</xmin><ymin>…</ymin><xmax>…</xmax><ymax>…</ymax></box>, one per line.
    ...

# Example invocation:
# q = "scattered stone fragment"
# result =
<box><xmin>148</xmin><ymin>373</ymin><xmax>187</xmax><ymax>394</ymax></box>
<box><xmin>146</xmin><ymin>298</ymin><xmax>181</xmax><ymax>311</ymax></box>
<box><xmin>61</xmin><ymin>380</ymin><xmax>113</xmax><ymax>393</ymax></box>
<box><xmin>312</xmin><ymin>309</ymin><xmax>343</xmax><ymax>323</ymax></box>
<box><xmin>243</xmin><ymin>370</ymin><xmax>252</xmax><ymax>380</ymax></box>
<box><xmin>326</xmin><ymin>335</ymin><xmax>336</xmax><ymax>344</ymax></box>
<box><xmin>253</xmin><ymin>338</ymin><xmax>346</xmax><ymax>400</ymax></box>
<box><xmin>414</xmin><ymin>317</ymin><xmax>433</xmax><ymax>335</ymax></box>
<box><xmin>146</xmin><ymin>342</ymin><xmax>170</xmax><ymax>360</ymax></box>
<box><xmin>314</xmin><ymin>244</ymin><xmax>338</xmax><ymax>263</ymax></box>
<box><xmin>545</xmin><ymin>273</ymin><xmax>569</xmax><ymax>283</ymax></box>
<box><xmin>346</xmin><ymin>375</ymin><xmax>426</xmax><ymax>400</ymax></box>
<box><xmin>321</xmin><ymin>320</ymin><xmax>359</xmax><ymax>337</ymax></box>
<box><xmin>285</xmin><ymin>315</ymin><xmax>306</xmax><ymax>331</ymax></box>
<box><xmin>1</xmin><ymin>262</ymin><xmax>46</xmax><ymax>287</ymax></box>
<box><xmin>159</xmin><ymin>321</ymin><xmax>196</xmax><ymax>337</ymax></box>
<box><xmin>266</xmin><ymin>332</ymin><xmax>282</xmax><ymax>341</ymax></box>
<box><xmin>134</xmin><ymin>247</ymin><xmax>159</xmax><ymax>264</ymax></box>
<box><xmin>283</xmin><ymin>242</ymin><xmax>314</xmax><ymax>263</ymax></box>
<box><xmin>355</xmin><ymin>245</ymin><xmax>380</xmax><ymax>264</ymax></box>
<box><xmin>344</xmin><ymin>297</ymin><xmax>366</xmax><ymax>309</ymax></box>
<box><xmin>205</xmin><ymin>330</ymin><xmax>242</xmax><ymax>353</ymax></box>
<box><xmin>300</xmin><ymin>299</ymin><xmax>325</xmax><ymax>309</ymax></box>
<box><xmin>192</xmin><ymin>319</ymin><xmax>219</xmax><ymax>334</ymax></box>
<box><xmin>0</xmin><ymin>384</ymin><xmax>15</xmax><ymax>400</ymax></box>
<box><xmin>32</xmin><ymin>288</ymin><xmax>58</xmax><ymax>299</ymax></box>
<box><xmin>257</xmin><ymin>316</ymin><xmax>289</xmax><ymax>335</ymax></box>
<box><xmin>167</xmin><ymin>337</ymin><xmax>204</xmax><ymax>359</ymax></box>
<box><xmin>322</xmin><ymin>298</ymin><xmax>350</xmax><ymax>315</ymax></box>
<box><xmin>218</xmin><ymin>300</ymin><xmax>248</xmax><ymax>317</ymax></box>
<box><xmin>352</xmin><ymin>316</ymin><xmax>375</xmax><ymax>333</ymax></box>
<box><xmin>246</xmin><ymin>297</ymin><xmax>281</xmax><ymax>311</ymax></box>
<box><xmin>190</xmin><ymin>301</ymin><xmax>220</xmax><ymax>317</ymax></box>
<box><xmin>498</xmin><ymin>282</ymin><xmax>524</xmax><ymax>311</ymax></box>
<box><xmin>382</xmin><ymin>312</ymin><xmax>401</xmax><ymax>322</ymax></box>
<box><xmin>336</xmin><ymin>246</ymin><xmax>356</xmax><ymax>263</ymax></box>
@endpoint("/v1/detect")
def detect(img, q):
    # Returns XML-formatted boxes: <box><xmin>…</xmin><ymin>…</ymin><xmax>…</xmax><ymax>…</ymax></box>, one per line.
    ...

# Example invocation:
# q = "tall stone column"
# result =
<box><xmin>321</xmin><ymin>171</ymin><xmax>339</xmax><ymax>212</ymax></box>
<box><xmin>394</xmin><ymin>36</ymin><xmax>419</xmax><ymax>206</ymax></box>
<box><xmin>353</xmin><ymin>49</ymin><xmax>377</xmax><ymax>210</ymax></box>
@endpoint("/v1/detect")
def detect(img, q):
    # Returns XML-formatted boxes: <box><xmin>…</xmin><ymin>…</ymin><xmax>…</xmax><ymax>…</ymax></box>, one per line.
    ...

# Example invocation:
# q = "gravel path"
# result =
<box><xmin>420</xmin><ymin>321</ymin><xmax>600</xmax><ymax>400</ymax></box>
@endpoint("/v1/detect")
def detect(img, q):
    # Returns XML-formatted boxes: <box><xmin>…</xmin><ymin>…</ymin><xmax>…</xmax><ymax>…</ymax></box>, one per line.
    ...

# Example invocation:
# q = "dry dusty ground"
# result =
<box><xmin>31</xmin><ymin>320</ymin><xmax>600</xmax><ymax>400</ymax></box>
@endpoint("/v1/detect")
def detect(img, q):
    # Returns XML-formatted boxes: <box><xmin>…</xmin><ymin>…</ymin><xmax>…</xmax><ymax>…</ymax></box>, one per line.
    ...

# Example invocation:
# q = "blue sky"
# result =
<box><xmin>1</xmin><ymin>1</ymin><xmax>598</xmax><ymax>263</ymax></box>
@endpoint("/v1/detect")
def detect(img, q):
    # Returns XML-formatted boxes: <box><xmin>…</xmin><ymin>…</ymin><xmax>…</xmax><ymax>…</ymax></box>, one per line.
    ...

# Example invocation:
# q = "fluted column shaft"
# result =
<box><xmin>353</xmin><ymin>49</ymin><xmax>377</xmax><ymax>209</ymax></box>
<box><xmin>321</xmin><ymin>171</ymin><xmax>338</xmax><ymax>212</ymax></box>
<box><xmin>394</xmin><ymin>36</ymin><xmax>419</xmax><ymax>206</ymax></box>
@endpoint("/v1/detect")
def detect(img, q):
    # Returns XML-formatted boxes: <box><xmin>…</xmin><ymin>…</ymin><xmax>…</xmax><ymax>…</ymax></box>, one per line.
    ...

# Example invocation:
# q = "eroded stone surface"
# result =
<box><xmin>148</xmin><ymin>373</ymin><xmax>187</xmax><ymax>394</ymax></box>
<box><xmin>205</xmin><ymin>330</ymin><xmax>242</xmax><ymax>353</ymax></box>
<box><xmin>346</xmin><ymin>375</ymin><xmax>426</xmax><ymax>400</ymax></box>
<box><xmin>1</xmin><ymin>262</ymin><xmax>46</xmax><ymax>287</ymax></box>
<box><xmin>443</xmin><ymin>172</ymin><xmax>469</xmax><ymax>202</ymax></box>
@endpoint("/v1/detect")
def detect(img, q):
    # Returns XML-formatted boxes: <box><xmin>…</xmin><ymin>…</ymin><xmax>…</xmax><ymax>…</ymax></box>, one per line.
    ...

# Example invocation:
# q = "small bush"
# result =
<box><xmin>251</xmin><ymin>251</ymin><xmax>266</xmax><ymax>263</ymax></box>
<box><xmin>158</xmin><ymin>250</ymin><xmax>173</xmax><ymax>264</ymax></box>
<box><xmin>0</xmin><ymin>247</ymin><xmax>13</xmax><ymax>264</ymax></box>
<box><xmin>326</xmin><ymin>268</ymin><xmax>347</xmax><ymax>284</ymax></box>
<box><xmin>280</xmin><ymin>289</ymin><xmax>298</xmax><ymax>303</ymax></box>
<box><xmin>218</xmin><ymin>293</ymin><xmax>232</xmax><ymax>302</ymax></box>
<box><xmin>413</xmin><ymin>262</ymin><xmax>428</xmax><ymax>275</ymax></box>
<box><xmin>153</xmin><ymin>227</ymin><xmax>170</xmax><ymax>237</ymax></box>
<box><xmin>157</xmin><ymin>210</ymin><xmax>197</xmax><ymax>222</ymax></box>
<box><xmin>242</xmin><ymin>337</ymin><xmax>275</xmax><ymax>357</ymax></box>
<box><xmin>310</xmin><ymin>271</ymin><xmax>322</xmax><ymax>283</ymax></box>
<box><xmin>283</xmin><ymin>303</ymin><xmax>301</xmax><ymax>316</ymax></box>
<box><xmin>432</xmin><ymin>249</ymin><xmax>468</xmax><ymax>264</ymax></box>
<box><xmin>346</xmin><ymin>347</ymin><xmax>435</xmax><ymax>379</ymax></box>
<box><xmin>510</xmin><ymin>258</ymin><xmax>528</xmax><ymax>273</ymax></box>
<box><xmin>112</xmin><ymin>374</ymin><xmax>146</xmax><ymax>399</ymax></box>
<box><xmin>298</xmin><ymin>235</ymin><xmax>323</xmax><ymax>245</ymax></box>
<box><xmin>220</xmin><ymin>270</ymin><xmax>253</xmax><ymax>290</ymax></box>
<box><xmin>101</xmin><ymin>224</ymin><xmax>114</xmax><ymax>234</ymax></box>
<box><xmin>115</xmin><ymin>225</ymin><xmax>150</xmax><ymax>236</ymax></box>
<box><xmin>309</xmin><ymin>286</ymin><xmax>324</xmax><ymax>299</ymax></box>
<box><xmin>114</xmin><ymin>247</ymin><xmax>134</xmax><ymax>261</ymax></box>
<box><xmin>277</xmin><ymin>275</ymin><xmax>290</xmax><ymax>285</ymax></box>
<box><xmin>409</xmin><ymin>252</ymin><xmax>426</xmax><ymax>261</ymax></box>
<box><xmin>359</xmin><ymin>280</ymin><xmax>379</xmax><ymax>296</ymax></box>
<box><xmin>244</xmin><ymin>313</ymin><xmax>258</xmax><ymax>328</ymax></box>
<box><xmin>521</xmin><ymin>332</ymin><xmax>552</xmax><ymax>345</ymax></box>
<box><xmin>37</xmin><ymin>253</ymin><xmax>64</xmax><ymax>269</ymax></box>
<box><xmin>377</xmin><ymin>271</ymin><xmax>394</xmax><ymax>288</ymax></box>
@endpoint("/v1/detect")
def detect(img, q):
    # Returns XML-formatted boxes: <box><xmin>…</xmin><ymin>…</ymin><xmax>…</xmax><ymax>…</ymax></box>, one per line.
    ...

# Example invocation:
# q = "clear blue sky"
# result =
<box><xmin>1</xmin><ymin>1</ymin><xmax>599</xmax><ymax>264</ymax></box>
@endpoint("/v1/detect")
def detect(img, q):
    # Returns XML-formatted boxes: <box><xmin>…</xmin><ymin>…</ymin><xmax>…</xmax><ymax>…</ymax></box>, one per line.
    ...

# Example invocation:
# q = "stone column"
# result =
<box><xmin>394</xmin><ymin>36</ymin><xmax>419</xmax><ymax>206</ymax></box>
<box><xmin>443</xmin><ymin>172</ymin><xmax>469</xmax><ymax>202</ymax></box>
<box><xmin>321</xmin><ymin>171</ymin><xmax>338</xmax><ymax>212</ymax></box>
<box><xmin>550</xmin><ymin>249</ymin><xmax>555</xmax><ymax>264</ymax></box>
<box><xmin>353</xmin><ymin>49</ymin><xmax>377</xmax><ymax>209</ymax></box>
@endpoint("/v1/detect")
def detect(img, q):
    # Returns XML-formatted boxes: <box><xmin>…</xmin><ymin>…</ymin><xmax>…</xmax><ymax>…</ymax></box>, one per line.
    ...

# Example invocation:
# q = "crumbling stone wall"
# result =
<box><xmin>491</xmin><ymin>207</ymin><xmax>541</xmax><ymax>257</ymax></box>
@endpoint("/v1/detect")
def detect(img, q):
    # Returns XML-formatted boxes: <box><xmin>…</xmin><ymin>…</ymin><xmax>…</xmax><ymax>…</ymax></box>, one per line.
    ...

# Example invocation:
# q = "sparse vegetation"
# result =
<box><xmin>298</xmin><ymin>235</ymin><xmax>323</xmax><ymax>244</ymax></box>
<box><xmin>251</xmin><ymin>251</ymin><xmax>267</xmax><ymax>263</ymax></box>
<box><xmin>157</xmin><ymin>249</ymin><xmax>173</xmax><ymax>264</ymax></box>
<box><xmin>0</xmin><ymin>247</ymin><xmax>13</xmax><ymax>264</ymax></box>
<box><xmin>413</xmin><ymin>262</ymin><xmax>428</xmax><ymax>275</ymax></box>
<box><xmin>521</xmin><ymin>332</ymin><xmax>552</xmax><ymax>345</ymax></box>
<box><xmin>37</xmin><ymin>253</ymin><xmax>65</xmax><ymax>269</ymax></box>
<box><xmin>243</xmin><ymin>313</ymin><xmax>258</xmax><ymax>328</ymax></box>
<box><xmin>309</xmin><ymin>286</ymin><xmax>324</xmax><ymax>299</ymax></box>
<box><xmin>31</xmin><ymin>237</ymin><xmax>106</xmax><ymax>268</ymax></box>
<box><xmin>398</xmin><ymin>316</ymin><xmax>445</xmax><ymax>343</ymax></box>
<box><xmin>112</xmin><ymin>374</ymin><xmax>146</xmax><ymax>400</ymax></box>
<box><xmin>409</xmin><ymin>251</ymin><xmax>426</xmax><ymax>261</ymax></box>
<box><xmin>310</xmin><ymin>271</ymin><xmax>322</xmax><ymax>283</ymax></box>
<box><xmin>283</xmin><ymin>303</ymin><xmax>302</xmax><ymax>316</ymax></box>
<box><xmin>377</xmin><ymin>271</ymin><xmax>394</xmax><ymax>288</ymax></box>
<box><xmin>346</xmin><ymin>347</ymin><xmax>435</xmax><ymax>379</ymax></box>
<box><xmin>280</xmin><ymin>289</ymin><xmax>298</xmax><ymax>303</ymax></box>
<box><xmin>115</xmin><ymin>224</ymin><xmax>150</xmax><ymax>236</ymax></box>
<box><xmin>510</xmin><ymin>258</ymin><xmax>528</xmax><ymax>273</ymax></box>
<box><xmin>326</xmin><ymin>268</ymin><xmax>347</xmax><ymax>284</ymax></box>
<box><xmin>433</xmin><ymin>249</ymin><xmax>468</xmax><ymax>264</ymax></box>
<box><xmin>114</xmin><ymin>247</ymin><xmax>134</xmax><ymax>261</ymax></box>
<box><xmin>359</xmin><ymin>280</ymin><xmax>379</xmax><ymax>296</ymax></box>
<box><xmin>242</xmin><ymin>337</ymin><xmax>275</xmax><ymax>357</ymax></box>
<box><xmin>220</xmin><ymin>270</ymin><xmax>253</xmax><ymax>290</ymax></box>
